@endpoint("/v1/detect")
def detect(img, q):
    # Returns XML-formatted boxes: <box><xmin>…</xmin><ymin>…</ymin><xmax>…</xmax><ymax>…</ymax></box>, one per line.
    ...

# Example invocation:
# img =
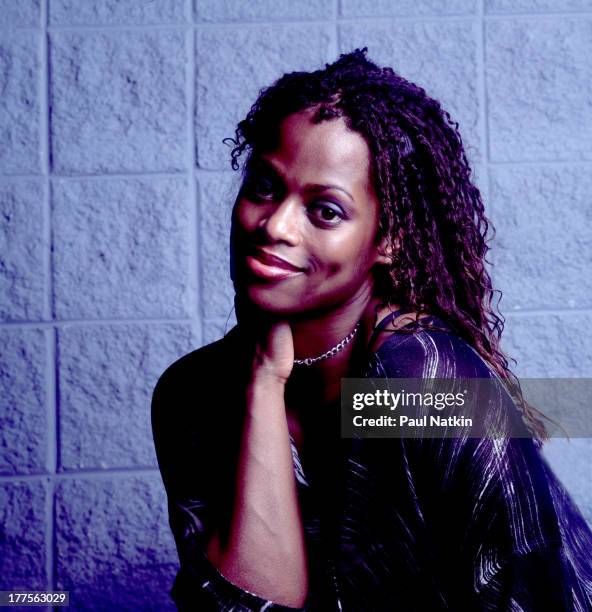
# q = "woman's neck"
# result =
<box><xmin>286</xmin><ymin>293</ymin><xmax>400</xmax><ymax>409</ymax></box>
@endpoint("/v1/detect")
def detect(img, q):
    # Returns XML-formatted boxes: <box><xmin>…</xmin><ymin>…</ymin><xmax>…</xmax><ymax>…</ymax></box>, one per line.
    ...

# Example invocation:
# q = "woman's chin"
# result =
<box><xmin>233</xmin><ymin>270</ymin><xmax>297</xmax><ymax>305</ymax></box>
<box><xmin>246</xmin><ymin>292</ymin><xmax>302</xmax><ymax>315</ymax></box>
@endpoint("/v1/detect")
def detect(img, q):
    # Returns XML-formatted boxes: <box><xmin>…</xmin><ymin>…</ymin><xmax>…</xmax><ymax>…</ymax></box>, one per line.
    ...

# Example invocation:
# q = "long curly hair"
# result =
<box><xmin>224</xmin><ymin>47</ymin><xmax>556</xmax><ymax>443</ymax></box>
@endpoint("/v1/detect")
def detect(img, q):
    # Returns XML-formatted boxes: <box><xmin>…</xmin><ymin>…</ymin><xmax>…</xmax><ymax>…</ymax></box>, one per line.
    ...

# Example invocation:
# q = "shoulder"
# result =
<box><xmin>152</xmin><ymin>326</ymin><xmax>239</xmax><ymax>399</ymax></box>
<box><xmin>151</xmin><ymin>326</ymin><xmax>243</xmax><ymax>425</ymax></box>
<box><xmin>150</xmin><ymin>327</ymin><xmax>244</xmax><ymax>490</ymax></box>
<box><xmin>366</xmin><ymin>315</ymin><xmax>495</xmax><ymax>380</ymax></box>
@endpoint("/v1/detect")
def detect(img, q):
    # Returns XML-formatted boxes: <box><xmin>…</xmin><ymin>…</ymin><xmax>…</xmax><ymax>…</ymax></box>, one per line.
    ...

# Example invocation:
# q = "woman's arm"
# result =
<box><xmin>152</xmin><ymin>350</ymin><xmax>309</xmax><ymax>611</ymax></box>
<box><xmin>205</xmin><ymin>332</ymin><xmax>309</xmax><ymax>608</ymax></box>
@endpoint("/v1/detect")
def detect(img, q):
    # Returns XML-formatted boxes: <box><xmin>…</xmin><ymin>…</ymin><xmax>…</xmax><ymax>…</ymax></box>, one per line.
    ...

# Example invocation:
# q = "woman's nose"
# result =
<box><xmin>259</xmin><ymin>198</ymin><xmax>301</xmax><ymax>245</ymax></box>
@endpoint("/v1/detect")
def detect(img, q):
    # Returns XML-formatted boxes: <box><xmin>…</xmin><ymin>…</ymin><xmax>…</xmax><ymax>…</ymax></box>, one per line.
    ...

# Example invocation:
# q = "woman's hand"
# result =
<box><xmin>252</xmin><ymin>317</ymin><xmax>294</xmax><ymax>384</ymax></box>
<box><xmin>235</xmin><ymin>292</ymin><xmax>294</xmax><ymax>384</ymax></box>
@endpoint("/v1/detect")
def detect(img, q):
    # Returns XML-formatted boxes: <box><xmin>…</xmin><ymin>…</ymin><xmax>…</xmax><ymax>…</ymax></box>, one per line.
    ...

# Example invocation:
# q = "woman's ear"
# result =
<box><xmin>374</xmin><ymin>235</ymin><xmax>398</xmax><ymax>266</ymax></box>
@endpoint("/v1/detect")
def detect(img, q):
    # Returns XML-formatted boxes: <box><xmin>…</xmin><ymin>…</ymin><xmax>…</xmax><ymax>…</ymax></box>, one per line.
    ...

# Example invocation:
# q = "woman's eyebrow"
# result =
<box><xmin>304</xmin><ymin>184</ymin><xmax>354</xmax><ymax>202</ymax></box>
<box><xmin>256</xmin><ymin>156</ymin><xmax>355</xmax><ymax>202</ymax></box>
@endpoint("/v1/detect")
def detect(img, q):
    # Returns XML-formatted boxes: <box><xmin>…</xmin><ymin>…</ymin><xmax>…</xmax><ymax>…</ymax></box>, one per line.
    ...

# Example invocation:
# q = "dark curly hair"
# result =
<box><xmin>224</xmin><ymin>47</ymin><xmax>557</xmax><ymax>443</ymax></box>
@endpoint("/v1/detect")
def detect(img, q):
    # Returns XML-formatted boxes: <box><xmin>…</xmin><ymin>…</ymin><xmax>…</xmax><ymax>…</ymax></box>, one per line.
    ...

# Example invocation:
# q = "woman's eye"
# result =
<box><xmin>243</xmin><ymin>176</ymin><xmax>276</xmax><ymax>199</ymax></box>
<box><xmin>310</xmin><ymin>203</ymin><xmax>342</xmax><ymax>224</ymax></box>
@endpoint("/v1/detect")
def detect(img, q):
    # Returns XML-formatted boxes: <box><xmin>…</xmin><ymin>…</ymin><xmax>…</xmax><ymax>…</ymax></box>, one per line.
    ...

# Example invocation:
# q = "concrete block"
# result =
<box><xmin>486</xmin><ymin>0</ymin><xmax>592</xmax><ymax>12</ymax></box>
<box><xmin>0</xmin><ymin>179</ymin><xmax>46</xmax><ymax>321</ymax></box>
<box><xmin>196</xmin><ymin>0</ymin><xmax>333</xmax><ymax>21</ymax></box>
<box><xmin>0</xmin><ymin>480</ymin><xmax>47</xmax><ymax>590</ymax></box>
<box><xmin>0</xmin><ymin>32</ymin><xmax>40</xmax><ymax>174</ymax></box>
<box><xmin>55</xmin><ymin>475</ymin><xmax>177</xmax><ymax>610</ymax></box>
<box><xmin>57</xmin><ymin>322</ymin><xmax>199</xmax><ymax>470</ymax></box>
<box><xmin>489</xmin><ymin>165</ymin><xmax>592</xmax><ymax>310</ymax></box>
<box><xmin>52</xmin><ymin>177</ymin><xmax>193</xmax><ymax>319</ymax></box>
<box><xmin>340</xmin><ymin>22</ymin><xmax>482</xmax><ymax>165</ymax></box>
<box><xmin>196</xmin><ymin>24</ymin><xmax>333</xmax><ymax>169</ymax></box>
<box><xmin>50</xmin><ymin>30</ymin><xmax>187</xmax><ymax>173</ymax></box>
<box><xmin>50</xmin><ymin>0</ymin><xmax>186</xmax><ymax>25</ymax></box>
<box><xmin>500</xmin><ymin>312</ymin><xmax>592</xmax><ymax>377</ymax></box>
<box><xmin>199</xmin><ymin>172</ymin><xmax>239</xmax><ymax>319</ymax></box>
<box><xmin>0</xmin><ymin>328</ymin><xmax>48</xmax><ymax>475</ymax></box>
<box><xmin>341</xmin><ymin>0</ymin><xmax>476</xmax><ymax>17</ymax></box>
<box><xmin>0</xmin><ymin>0</ymin><xmax>41</xmax><ymax>27</ymax></box>
<box><xmin>486</xmin><ymin>18</ymin><xmax>592</xmax><ymax>161</ymax></box>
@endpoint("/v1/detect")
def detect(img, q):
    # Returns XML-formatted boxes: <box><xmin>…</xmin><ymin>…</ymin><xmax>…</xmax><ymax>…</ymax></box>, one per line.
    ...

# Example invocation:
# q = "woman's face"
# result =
<box><xmin>231</xmin><ymin>108</ymin><xmax>391</xmax><ymax>316</ymax></box>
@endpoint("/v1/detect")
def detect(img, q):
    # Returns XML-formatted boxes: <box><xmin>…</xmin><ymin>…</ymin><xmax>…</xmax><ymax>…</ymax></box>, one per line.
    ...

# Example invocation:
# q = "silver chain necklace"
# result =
<box><xmin>293</xmin><ymin>322</ymin><xmax>361</xmax><ymax>367</ymax></box>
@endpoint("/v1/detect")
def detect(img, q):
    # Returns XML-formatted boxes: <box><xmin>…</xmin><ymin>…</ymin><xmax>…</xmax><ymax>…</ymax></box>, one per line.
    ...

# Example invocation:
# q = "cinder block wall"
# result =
<box><xmin>1</xmin><ymin>1</ymin><xmax>591</xmax><ymax>609</ymax></box>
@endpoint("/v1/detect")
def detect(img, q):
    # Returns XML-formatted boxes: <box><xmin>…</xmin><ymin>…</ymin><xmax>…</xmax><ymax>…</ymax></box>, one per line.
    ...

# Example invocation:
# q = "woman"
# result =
<box><xmin>152</xmin><ymin>48</ymin><xmax>592</xmax><ymax>610</ymax></box>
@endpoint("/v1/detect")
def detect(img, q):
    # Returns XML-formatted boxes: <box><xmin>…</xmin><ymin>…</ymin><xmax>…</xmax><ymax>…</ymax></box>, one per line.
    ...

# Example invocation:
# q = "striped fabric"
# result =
<box><xmin>151</xmin><ymin>311</ymin><xmax>592</xmax><ymax>611</ymax></box>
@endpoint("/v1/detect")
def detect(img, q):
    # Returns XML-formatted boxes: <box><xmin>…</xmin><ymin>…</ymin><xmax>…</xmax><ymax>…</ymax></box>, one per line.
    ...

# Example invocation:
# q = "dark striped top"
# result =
<box><xmin>151</xmin><ymin>310</ymin><xmax>592</xmax><ymax>611</ymax></box>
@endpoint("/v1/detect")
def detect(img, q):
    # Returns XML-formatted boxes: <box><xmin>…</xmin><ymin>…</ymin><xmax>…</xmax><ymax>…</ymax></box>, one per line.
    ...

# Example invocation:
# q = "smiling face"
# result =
<box><xmin>231</xmin><ymin>108</ymin><xmax>392</xmax><ymax>317</ymax></box>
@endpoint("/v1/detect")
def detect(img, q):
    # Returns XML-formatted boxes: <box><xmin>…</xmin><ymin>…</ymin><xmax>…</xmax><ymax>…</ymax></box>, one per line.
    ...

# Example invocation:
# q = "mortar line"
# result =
<box><xmin>40</xmin><ymin>0</ymin><xmax>57</xmax><ymax>600</ymax></box>
<box><xmin>187</xmin><ymin>27</ymin><xmax>201</xmax><ymax>346</ymax></box>
<box><xmin>0</xmin><ymin>468</ymin><xmax>160</xmax><ymax>484</ymax></box>
<box><xmin>7</xmin><ymin>10</ymin><xmax>592</xmax><ymax>34</ymax></box>
<box><xmin>333</xmin><ymin>0</ymin><xmax>340</xmax><ymax>55</ymax></box>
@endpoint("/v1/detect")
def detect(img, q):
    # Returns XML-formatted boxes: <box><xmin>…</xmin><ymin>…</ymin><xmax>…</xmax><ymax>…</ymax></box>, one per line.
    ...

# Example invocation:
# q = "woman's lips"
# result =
<box><xmin>245</xmin><ymin>249</ymin><xmax>306</xmax><ymax>280</ymax></box>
